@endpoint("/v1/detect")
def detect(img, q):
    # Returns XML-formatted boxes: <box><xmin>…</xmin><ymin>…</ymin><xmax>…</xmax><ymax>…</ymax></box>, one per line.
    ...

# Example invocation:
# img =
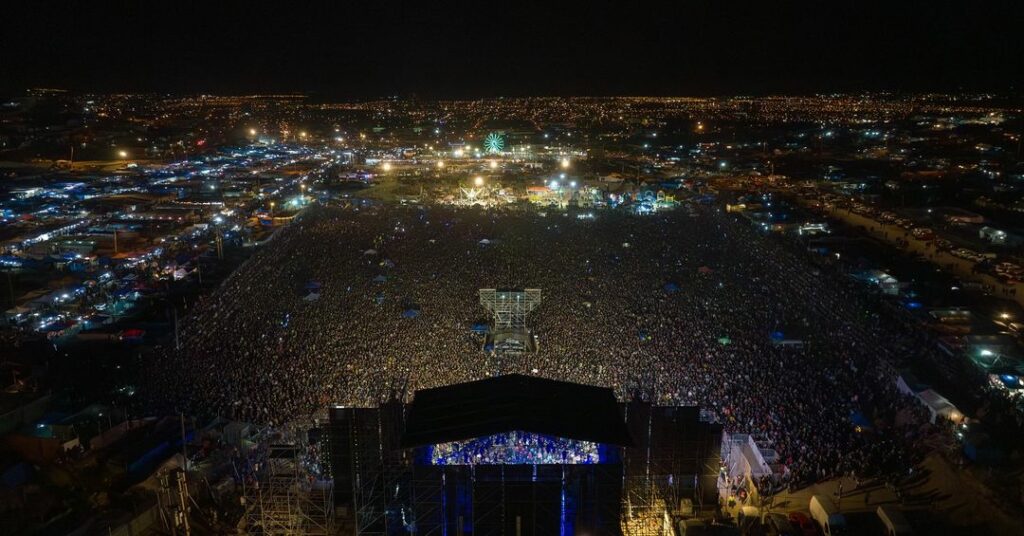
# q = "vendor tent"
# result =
<box><xmin>916</xmin><ymin>389</ymin><xmax>964</xmax><ymax>424</ymax></box>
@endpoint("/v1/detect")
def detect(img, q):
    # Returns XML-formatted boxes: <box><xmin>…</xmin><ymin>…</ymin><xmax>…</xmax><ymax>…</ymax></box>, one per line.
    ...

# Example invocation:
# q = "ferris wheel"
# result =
<box><xmin>484</xmin><ymin>132</ymin><xmax>504</xmax><ymax>154</ymax></box>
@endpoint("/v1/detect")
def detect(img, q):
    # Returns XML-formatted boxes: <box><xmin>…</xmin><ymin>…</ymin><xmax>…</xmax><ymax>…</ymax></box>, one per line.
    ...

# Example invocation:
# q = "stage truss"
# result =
<box><xmin>244</xmin><ymin>442</ymin><xmax>334</xmax><ymax>536</ymax></box>
<box><xmin>478</xmin><ymin>289</ymin><xmax>542</xmax><ymax>330</ymax></box>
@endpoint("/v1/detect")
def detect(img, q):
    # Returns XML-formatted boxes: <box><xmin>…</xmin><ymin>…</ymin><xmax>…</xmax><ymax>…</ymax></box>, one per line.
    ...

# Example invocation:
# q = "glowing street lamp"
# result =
<box><xmin>436</xmin><ymin>160</ymin><xmax>445</xmax><ymax>169</ymax></box>
<box><xmin>249</xmin><ymin>128</ymin><xmax>257</xmax><ymax>136</ymax></box>
<box><xmin>560</xmin><ymin>157</ymin><xmax>570</xmax><ymax>169</ymax></box>
<box><xmin>118</xmin><ymin>150</ymin><xmax>128</xmax><ymax>159</ymax></box>
<box><xmin>473</xmin><ymin>176</ymin><xmax>484</xmax><ymax>187</ymax></box>
<box><xmin>381</xmin><ymin>162</ymin><xmax>392</xmax><ymax>172</ymax></box>
<box><xmin>489</xmin><ymin>160</ymin><xmax>498</xmax><ymax>170</ymax></box>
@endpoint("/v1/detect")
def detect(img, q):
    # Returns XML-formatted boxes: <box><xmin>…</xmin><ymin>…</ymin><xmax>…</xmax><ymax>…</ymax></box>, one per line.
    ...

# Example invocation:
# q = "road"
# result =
<box><xmin>802</xmin><ymin>202</ymin><xmax>1024</xmax><ymax>309</ymax></box>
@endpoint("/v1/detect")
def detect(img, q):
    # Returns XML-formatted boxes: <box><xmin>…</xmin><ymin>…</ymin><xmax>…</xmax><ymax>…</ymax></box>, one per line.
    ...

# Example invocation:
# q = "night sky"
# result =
<box><xmin>3</xmin><ymin>1</ymin><xmax>1023</xmax><ymax>97</ymax></box>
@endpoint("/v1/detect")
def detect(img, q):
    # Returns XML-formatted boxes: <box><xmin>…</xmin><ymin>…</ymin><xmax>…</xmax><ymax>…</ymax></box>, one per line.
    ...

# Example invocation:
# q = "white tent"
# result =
<box><xmin>916</xmin><ymin>389</ymin><xmax>964</xmax><ymax>424</ymax></box>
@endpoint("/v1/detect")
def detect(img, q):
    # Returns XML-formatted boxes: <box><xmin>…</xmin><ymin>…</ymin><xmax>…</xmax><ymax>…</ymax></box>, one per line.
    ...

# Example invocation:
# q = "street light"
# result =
<box><xmin>118</xmin><ymin>150</ymin><xmax>128</xmax><ymax>159</ymax></box>
<box><xmin>474</xmin><ymin>176</ymin><xmax>484</xmax><ymax>187</ymax></box>
<box><xmin>437</xmin><ymin>160</ymin><xmax>445</xmax><ymax>169</ymax></box>
<box><xmin>489</xmin><ymin>160</ymin><xmax>498</xmax><ymax>169</ymax></box>
<box><xmin>560</xmin><ymin>157</ymin><xmax>570</xmax><ymax>169</ymax></box>
<box><xmin>382</xmin><ymin>162</ymin><xmax>392</xmax><ymax>172</ymax></box>
<box><xmin>249</xmin><ymin>128</ymin><xmax>257</xmax><ymax>136</ymax></box>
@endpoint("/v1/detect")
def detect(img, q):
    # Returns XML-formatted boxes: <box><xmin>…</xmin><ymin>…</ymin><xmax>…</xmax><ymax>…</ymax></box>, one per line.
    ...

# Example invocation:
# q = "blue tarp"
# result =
<box><xmin>471</xmin><ymin>322</ymin><xmax>489</xmax><ymax>334</ymax></box>
<box><xmin>402</xmin><ymin>309</ymin><xmax>421</xmax><ymax>319</ymax></box>
<box><xmin>850</xmin><ymin>411</ymin><xmax>872</xmax><ymax>430</ymax></box>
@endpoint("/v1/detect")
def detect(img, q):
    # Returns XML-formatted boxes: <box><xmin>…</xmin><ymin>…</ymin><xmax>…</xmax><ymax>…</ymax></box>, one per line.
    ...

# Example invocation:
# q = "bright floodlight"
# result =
<box><xmin>473</xmin><ymin>176</ymin><xmax>484</xmax><ymax>187</ymax></box>
<box><xmin>560</xmin><ymin>157</ymin><xmax>570</xmax><ymax>169</ymax></box>
<box><xmin>249</xmin><ymin>128</ymin><xmax>257</xmax><ymax>136</ymax></box>
<box><xmin>299</xmin><ymin>131</ymin><xmax>308</xmax><ymax>138</ymax></box>
<box><xmin>489</xmin><ymin>160</ymin><xmax>498</xmax><ymax>169</ymax></box>
<box><xmin>382</xmin><ymin>162</ymin><xmax>392</xmax><ymax>172</ymax></box>
<box><xmin>570</xmin><ymin>181</ymin><xmax>577</xmax><ymax>188</ymax></box>
<box><xmin>437</xmin><ymin>160</ymin><xmax>445</xmax><ymax>168</ymax></box>
<box><xmin>118</xmin><ymin>150</ymin><xmax>128</xmax><ymax>158</ymax></box>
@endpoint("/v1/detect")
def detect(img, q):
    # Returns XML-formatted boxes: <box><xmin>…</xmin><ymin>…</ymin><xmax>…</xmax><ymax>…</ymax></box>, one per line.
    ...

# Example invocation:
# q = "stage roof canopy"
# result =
<box><xmin>401</xmin><ymin>374</ymin><xmax>633</xmax><ymax>448</ymax></box>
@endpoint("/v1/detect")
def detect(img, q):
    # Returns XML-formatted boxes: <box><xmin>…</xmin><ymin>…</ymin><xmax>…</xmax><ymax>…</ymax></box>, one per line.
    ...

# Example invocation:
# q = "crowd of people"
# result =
<box><xmin>429</xmin><ymin>431</ymin><xmax>600</xmax><ymax>465</ymax></box>
<box><xmin>145</xmin><ymin>202</ymin><xmax>941</xmax><ymax>489</ymax></box>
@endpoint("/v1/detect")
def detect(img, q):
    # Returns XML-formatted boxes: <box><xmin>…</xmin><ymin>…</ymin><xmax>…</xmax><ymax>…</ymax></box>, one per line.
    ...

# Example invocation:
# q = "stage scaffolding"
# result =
<box><xmin>478</xmin><ymin>289</ymin><xmax>542</xmax><ymax>330</ymax></box>
<box><xmin>327</xmin><ymin>403</ymin><xmax>408</xmax><ymax>536</ymax></box>
<box><xmin>244</xmin><ymin>443</ymin><xmax>335</xmax><ymax>536</ymax></box>
<box><xmin>621</xmin><ymin>403</ymin><xmax>722</xmax><ymax>536</ymax></box>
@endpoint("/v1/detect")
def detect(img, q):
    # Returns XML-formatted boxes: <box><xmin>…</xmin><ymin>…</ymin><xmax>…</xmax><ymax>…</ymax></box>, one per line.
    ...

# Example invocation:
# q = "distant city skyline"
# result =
<box><xmin>3</xmin><ymin>1</ymin><xmax>1023</xmax><ymax>97</ymax></box>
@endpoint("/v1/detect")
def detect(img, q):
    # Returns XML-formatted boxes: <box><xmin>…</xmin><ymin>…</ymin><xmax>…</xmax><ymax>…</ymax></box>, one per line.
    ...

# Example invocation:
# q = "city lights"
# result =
<box><xmin>5</xmin><ymin>82</ymin><xmax>1021</xmax><ymax>536</ymax></box>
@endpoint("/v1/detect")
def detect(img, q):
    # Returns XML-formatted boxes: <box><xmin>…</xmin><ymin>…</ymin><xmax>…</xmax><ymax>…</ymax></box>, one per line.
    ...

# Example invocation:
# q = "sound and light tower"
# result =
<box><xmin>478</xmin><ymin>288</ymin><xmax>542</xmax><ymax>365</ymax></box>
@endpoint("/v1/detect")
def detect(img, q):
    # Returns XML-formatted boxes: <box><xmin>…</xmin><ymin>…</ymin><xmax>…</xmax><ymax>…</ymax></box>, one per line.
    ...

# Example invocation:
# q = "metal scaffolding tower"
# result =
<box><xmin>244</xmin><ymin>444</ymin><xmax>335</xmax><ymax>536</ymax></box>
<box><xmin>478</xmin><ymin>289</ymin><xmax>542</xmax><ymax>330</ymax></box>
<box><xmin>621</xmin><ymin>404</ymin><xmax>722</xmax><ymax>536</ymax></box>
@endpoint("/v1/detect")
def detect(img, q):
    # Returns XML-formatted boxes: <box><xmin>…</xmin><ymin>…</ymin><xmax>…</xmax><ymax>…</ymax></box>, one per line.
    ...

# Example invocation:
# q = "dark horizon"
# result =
<box><xmin>4</xmin><ymin>1</ymin><xmax>1023</xmax><ymax>99</ymax></box>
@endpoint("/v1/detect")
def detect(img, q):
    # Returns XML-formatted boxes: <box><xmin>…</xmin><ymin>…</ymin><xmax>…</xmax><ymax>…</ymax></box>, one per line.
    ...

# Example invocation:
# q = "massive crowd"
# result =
<box><xmin>146</xmin><ymin>203</ymin><xmax>938</xmax><ymax>488</ymax></box>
